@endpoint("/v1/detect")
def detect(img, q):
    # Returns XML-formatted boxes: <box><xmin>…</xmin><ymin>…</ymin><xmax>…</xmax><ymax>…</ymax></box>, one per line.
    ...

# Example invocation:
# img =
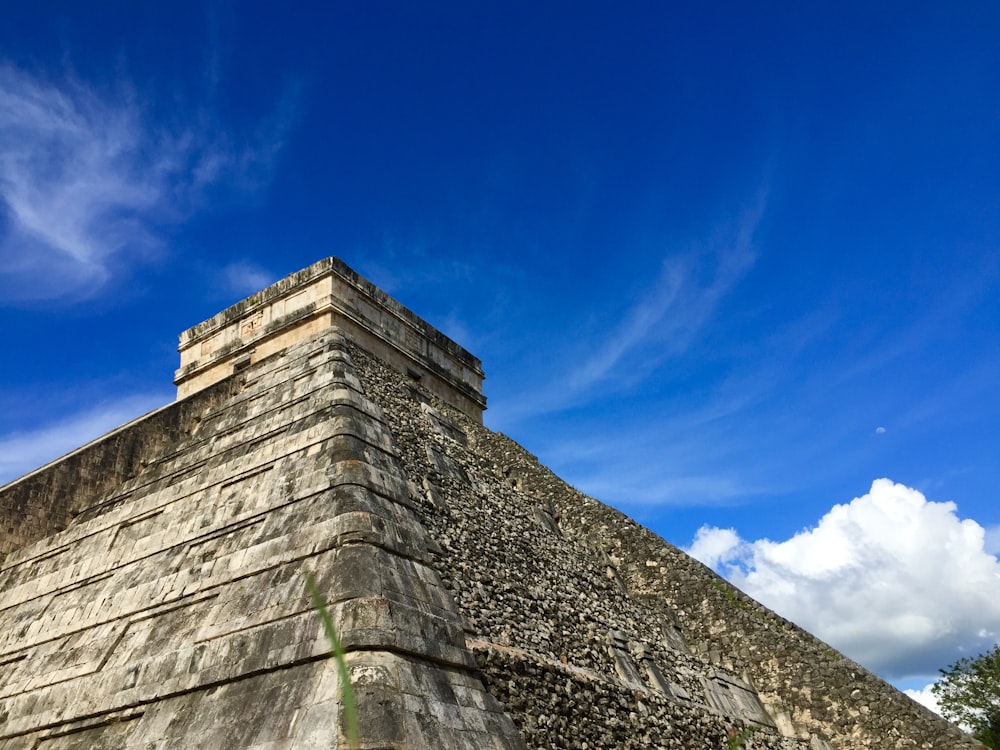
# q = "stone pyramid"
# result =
<box><xmin>0</xmin><ymin>259</ymin><xmax>977</xmax><ymax>749</ymax></box>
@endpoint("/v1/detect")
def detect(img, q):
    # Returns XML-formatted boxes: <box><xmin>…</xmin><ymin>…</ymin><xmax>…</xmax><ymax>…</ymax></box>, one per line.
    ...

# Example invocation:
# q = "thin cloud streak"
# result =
<box><xmin>0</xmin><ymin>393</ymin><xmax>170</xmax><ymax>485</ymax></box>
<box><xmin>567</xmin><ymin>259</ymin><xmax>686</xmax><ymax>391</ymax></box>
<box><xmin>570</xmin><ymin>205</ymin><xmax>761</xmax><ymax>394</ymax></box>
<box><xmin>579</xmin><ymin>472</ymin><xmax>759</xmax><ymax>508</ymax></box>
<box><xmin>220</xmin><ymin>261</ymin><xmax>276</xmax><ymax>297</ymax></box>
<box><xmin>533</xmin><ymin>417</ymin><xmax>776</xmax><ymax>509</ymax></box>
<box><xmin>494</xmin><ymin>195</ymin><xmax>766</xmax><ymax>428</ymax></box>
<box><xmin>0</xmin><ymin>64</ymin><xmax>293</xmax><ymax>304</ymax></box>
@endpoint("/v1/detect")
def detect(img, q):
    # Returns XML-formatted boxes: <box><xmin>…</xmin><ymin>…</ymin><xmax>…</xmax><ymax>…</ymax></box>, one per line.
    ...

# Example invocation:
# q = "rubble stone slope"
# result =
<box><xmin>350</xmin><ymin>342</ymin><xmax>979</xmax><ymax>750</ymax></box>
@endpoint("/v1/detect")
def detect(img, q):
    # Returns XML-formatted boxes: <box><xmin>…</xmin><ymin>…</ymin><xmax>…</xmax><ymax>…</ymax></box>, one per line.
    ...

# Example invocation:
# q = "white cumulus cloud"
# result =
<box><xmin>903</xmin><ymin>683</ymin><xmax>943</xmax><ymax>717</ymax></box>
<box><xmin>686</xmin><ymin>478</ymin><xmax>1000</xmax><ymax>679</ymax></box>
<box><xmin>687</xmin><ymin>525</ymin><xmax>745</xmax><ymax>569</ymax></box>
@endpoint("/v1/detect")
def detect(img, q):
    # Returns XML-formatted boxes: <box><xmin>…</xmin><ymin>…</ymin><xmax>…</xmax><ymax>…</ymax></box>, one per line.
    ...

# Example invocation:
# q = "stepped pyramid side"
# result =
<box><xmin>0</xmin><ymin>330</ymin><xmax>520</xmax><ymax>748</ymax></box>
<box><xmin>0</xmin><ymin>259</ymin><xmax>978</xmax><ymax>749</ymax></box>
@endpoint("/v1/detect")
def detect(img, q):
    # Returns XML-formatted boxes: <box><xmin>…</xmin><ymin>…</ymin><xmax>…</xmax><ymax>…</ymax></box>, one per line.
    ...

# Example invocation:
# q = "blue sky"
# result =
<box><xmin>1</xmin><ymin>2</ymin><xmax>998</xmax><ymax>703</ymax></box>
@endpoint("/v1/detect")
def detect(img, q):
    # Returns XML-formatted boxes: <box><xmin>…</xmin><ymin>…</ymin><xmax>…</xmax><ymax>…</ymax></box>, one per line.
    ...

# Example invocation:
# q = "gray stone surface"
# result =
<box><xmin>0</xmin><ymin>259</ymin><xmax>983</xmax><ymax>748</ymax></box>
<box><xmin>0</xmin><ymin>331</ymin><xmax>520</xmax><ymax>749</ymax></box>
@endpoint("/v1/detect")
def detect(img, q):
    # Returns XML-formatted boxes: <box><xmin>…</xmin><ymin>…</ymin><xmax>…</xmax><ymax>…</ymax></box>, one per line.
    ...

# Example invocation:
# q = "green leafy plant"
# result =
<box><xmin>712</xmin><ymin>580</ymin><xmax>748</xmax><ymax>610</ymax></box>
<box><xmin>304</xmin><ymin>570</ymin><xmax>359</xmax><ymax>749</ymax></box>
<box><xmin>727</xmin><ymin>725</ymin><xmax>759</xmax><ymax>749</ymax></box>
<box><xmin>933</xmin><ymin>644</ymin><xmax>1000</xmax><ymax>748</ymax></box>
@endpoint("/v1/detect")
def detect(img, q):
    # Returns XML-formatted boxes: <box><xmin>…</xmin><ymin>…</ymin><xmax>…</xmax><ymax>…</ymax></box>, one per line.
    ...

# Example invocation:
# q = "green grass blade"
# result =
<box><xmin>304</xmin><ymin>570</ymin><xmax>359</xmax><ymax>750</ymax></box>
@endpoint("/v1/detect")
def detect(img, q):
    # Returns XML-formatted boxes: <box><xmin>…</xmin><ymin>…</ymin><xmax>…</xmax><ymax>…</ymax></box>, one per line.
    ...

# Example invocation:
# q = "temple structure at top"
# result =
<box><xmin>174</xmin><ymin>257</ymin><xmax>486</xmax><ymax>420</ymax></box>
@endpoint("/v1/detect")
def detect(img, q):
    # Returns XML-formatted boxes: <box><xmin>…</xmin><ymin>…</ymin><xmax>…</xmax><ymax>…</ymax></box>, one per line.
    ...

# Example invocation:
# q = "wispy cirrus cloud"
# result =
<box><xmin>491</xmin><ymin>195</ymin><xmax>765</xmax><ymax>428</ymax></box>
<box><xmin>219</xmin><ymin>261</ymin><xmax>276</xmax><ymax>297</ymax></box>
<box><xmin>569</xmin><ymin>238</ymin><xmax>757</xmax><ymax>393</ymax></box>
<box><xmin>0</xmin><ymin>392</ymin><xmax>170</xmax><ymax>485</ymax></box>
<box><xmin>0</xmin><ymin>64</ymin><xmax>293</xmax><ymax>304</ymax></box>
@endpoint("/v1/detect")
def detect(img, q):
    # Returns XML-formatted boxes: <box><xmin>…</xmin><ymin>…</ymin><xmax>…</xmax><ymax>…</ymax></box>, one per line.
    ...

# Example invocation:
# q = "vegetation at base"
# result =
<box><xmin>727</xmin><ymin>725</ymin><xmax>759</xmax><ymax>749</ymax></box>
<box><xmin>304</xmin><ymin>570</ymin><xmax>360</xmax><ymax>750</ymax></box>
<box><xmin>932</xmin><ymin>643</ymin><xmax>1000</xmax><ymax>748</ymax></box>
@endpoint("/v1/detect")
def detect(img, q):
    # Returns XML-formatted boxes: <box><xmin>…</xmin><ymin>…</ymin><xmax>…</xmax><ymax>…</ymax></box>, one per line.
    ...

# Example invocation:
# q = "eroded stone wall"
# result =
<box><xmin>0</xmin><ymin>378</ymin><xmax>242</xmax><ymax>560</ymax></box>
<box><xmin>0</xmin><ymin>331</ymin><xmax>521</xmax><ymax>749</ymax></box>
